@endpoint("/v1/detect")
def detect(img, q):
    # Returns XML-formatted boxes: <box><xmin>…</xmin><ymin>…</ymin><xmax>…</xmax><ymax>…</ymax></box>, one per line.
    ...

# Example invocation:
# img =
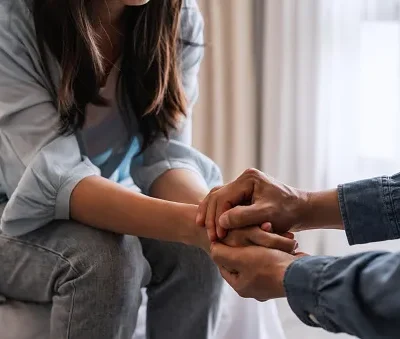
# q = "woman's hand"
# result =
<box><xmin>222</xmin><ymin>224</ymin><xmax>297</xmax><ymax>254</ymax></box>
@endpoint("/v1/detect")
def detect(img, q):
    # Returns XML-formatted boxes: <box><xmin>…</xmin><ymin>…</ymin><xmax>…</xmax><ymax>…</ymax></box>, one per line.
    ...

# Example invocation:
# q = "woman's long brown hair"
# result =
<box><xmin>32</xmin><ymin>0</ymin><xmax>188</xmax><ymax>151</ymax></box>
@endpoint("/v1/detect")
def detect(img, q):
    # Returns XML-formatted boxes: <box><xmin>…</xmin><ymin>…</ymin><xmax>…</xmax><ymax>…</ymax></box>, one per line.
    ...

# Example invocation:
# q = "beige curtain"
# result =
<box><xmin>193</xmin><ymin>0</ymin><xmax>258</xmax><ymax>181</ymax></box>
<box><xmin>192</xmin><ymin>3</ymin><xmax>288</xmax><ymax>339</ymax></box>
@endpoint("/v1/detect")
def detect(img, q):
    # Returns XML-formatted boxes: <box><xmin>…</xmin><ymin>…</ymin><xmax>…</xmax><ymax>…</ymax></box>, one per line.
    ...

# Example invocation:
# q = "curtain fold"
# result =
<box><xmin>193</xmin><ymin>2</ymin><xmax>286</xmax><ymax>339</ymax></box>
<box><xmin>194</xmin><ymin>0</ymin><xmax>258</xmax><ymax>181</ymax></box>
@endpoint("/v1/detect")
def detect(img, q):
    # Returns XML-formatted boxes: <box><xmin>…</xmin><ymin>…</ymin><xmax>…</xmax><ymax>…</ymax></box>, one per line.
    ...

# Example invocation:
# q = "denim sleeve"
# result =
<box><xmin>338</xmin><ymin>173</ymin><xmax>400</xmax><ymax>245</ymax></box>
<box><xmin>284</xmin><ymin>252</ymin><xmax>400</xmax><ymax>339</ymax></box>
<box><xmin>131</xmin><ymin>0</ymin><xmax>223</xmax><ymax>194</ymax></box>
<box><xmin>0</xmin><ymin>3</ymin><xmax>100</xmax><ymax>236</ymax></box>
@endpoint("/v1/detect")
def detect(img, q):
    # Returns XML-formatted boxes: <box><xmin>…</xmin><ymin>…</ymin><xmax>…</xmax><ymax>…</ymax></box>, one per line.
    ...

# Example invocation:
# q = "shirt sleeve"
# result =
<box><xmin>0</xmin><ymin>4</ymin><xmax>99</xmax><ymax>236</ymax></box>
<box><xmin>338</xmin><ymin>172</ymin><xmax>400</xmax><ymax>245</ymax></box>
<box><xmin>284</xmin><ymin>252</ymin><xmax>400</xmax><ymax>339</ymax></box>
<box><xmin>131</xmin><ymin>0</ymin><xmax>223</xmax><ymax>195</ymax></box>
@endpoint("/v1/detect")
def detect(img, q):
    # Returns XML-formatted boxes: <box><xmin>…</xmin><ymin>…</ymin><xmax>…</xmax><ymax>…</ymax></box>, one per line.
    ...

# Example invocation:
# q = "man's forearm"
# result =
<box><xmin>284</xmin><ymin>251</ymin><xmax>400</xmax><ymax>339</ymax></box>
<box><xmin>299</xmin><ymin>173</ymin><xmax>400</xmax><ymax>245</ymax></box>
<box><xmin>300</xmin><ymin>189</ymin><xmax>344</xmax><ymax>230</ymax></box>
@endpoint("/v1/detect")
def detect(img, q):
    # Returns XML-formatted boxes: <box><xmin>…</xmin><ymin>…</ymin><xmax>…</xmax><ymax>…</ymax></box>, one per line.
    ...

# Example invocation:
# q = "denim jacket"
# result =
<box><xmin>0</xmin><ymin>0</ymin><xmax>221</xmax><ymax>236</ymax></box>
<box><xmin>284</xmin><ymin>173</ymin><xmax>400</xmax><ymax>339</ymax></box>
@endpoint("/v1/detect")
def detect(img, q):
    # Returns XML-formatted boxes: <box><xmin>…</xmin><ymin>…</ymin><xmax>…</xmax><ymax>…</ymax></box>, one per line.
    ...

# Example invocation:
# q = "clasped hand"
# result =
<box><xmin>197</xmin><ymin>169</ymin><xmax>309</xmax><ymax>301</ymax></box>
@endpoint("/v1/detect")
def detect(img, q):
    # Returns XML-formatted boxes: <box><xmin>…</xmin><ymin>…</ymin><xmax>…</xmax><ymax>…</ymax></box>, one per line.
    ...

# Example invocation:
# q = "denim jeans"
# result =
<box><xmin>0</xmin><ymin>204</ymin><xmax>222</xmax><ymax>339</ymax></box>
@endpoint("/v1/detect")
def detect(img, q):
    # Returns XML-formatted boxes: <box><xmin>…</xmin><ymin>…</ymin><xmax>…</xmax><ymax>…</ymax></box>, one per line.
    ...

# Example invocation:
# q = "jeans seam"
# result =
<box><xmin>0</xmin><ymin>234</ymin><xmax>79</xmax><ymax>272</ymax></box>
<box><xmin>0</xmin><ymin>234</ymin><xmax>79</xmax><ymax>339</ymax></box>
<box><xmin>67</xmin><ymin>280</ymin><xmax>77</xmax><ymax>339</ymax></box>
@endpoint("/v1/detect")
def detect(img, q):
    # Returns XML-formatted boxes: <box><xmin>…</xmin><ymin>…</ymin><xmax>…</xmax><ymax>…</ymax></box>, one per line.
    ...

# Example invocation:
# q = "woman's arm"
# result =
<box><xmin>71</xmin><ymin>176</ymin><xmax>209</xmax><ymax>250</ymax></box>
<box><xmin>150</xmin><ymin>169</ymin><xmax>209</xmax><ymax>204</ymax></box>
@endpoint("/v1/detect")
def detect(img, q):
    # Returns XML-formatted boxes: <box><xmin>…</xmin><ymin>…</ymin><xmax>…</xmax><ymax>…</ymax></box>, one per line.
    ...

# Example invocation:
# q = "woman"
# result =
<box><xmin>0</xmin><ymin>0</ymin><xmax>223</xmax><ymax>338</ymax></box>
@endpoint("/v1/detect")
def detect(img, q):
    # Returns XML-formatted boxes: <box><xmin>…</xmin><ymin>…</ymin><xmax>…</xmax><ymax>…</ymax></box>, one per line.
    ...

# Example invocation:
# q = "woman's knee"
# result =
<box><xmin>35</xmin><ymin>220</ymin><xmax>150</xmax><ymax>294</ymax></box>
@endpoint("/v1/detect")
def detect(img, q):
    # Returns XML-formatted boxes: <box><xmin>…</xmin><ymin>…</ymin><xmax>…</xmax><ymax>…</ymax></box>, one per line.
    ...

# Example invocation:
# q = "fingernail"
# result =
<box><xmin>217</xmin><ymin>227</ymin><xmax>227</xmax><ymax>240</ymax></box>
<box><xmin>196</xmin><ymin>214</ymin><xmax>202</xmax><ymax>225</ymax></box>
<box><xmin>219</xmin><ymin>214</ymin><xmax>228</xmax><ymax>228</ymax></box>
<box><xmin>261</xmin><ymin>223</ymin><xmax>272</xmax><ymax>232</ymax></box>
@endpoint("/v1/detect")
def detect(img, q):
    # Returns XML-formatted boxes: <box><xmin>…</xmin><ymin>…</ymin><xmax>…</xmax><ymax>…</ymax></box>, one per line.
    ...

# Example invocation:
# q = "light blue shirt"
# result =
<box><xmin>0</xmin><ymin>0</ymin><xmax>222</xmax><ymax>236</ymax></box>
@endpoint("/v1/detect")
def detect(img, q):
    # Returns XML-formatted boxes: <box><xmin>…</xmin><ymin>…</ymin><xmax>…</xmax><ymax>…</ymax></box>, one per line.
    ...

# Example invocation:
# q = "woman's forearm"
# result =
<box><xmin>150</xmin><ymin>169</ymin><xmax>209</xmax><ymax>204</ymax></box>
<box><xmin>301</xmin><ymin>189</ymin><xmax>344</xmax><ymax>231</ymax></box>
<box><xmin>70</xmin><ymin>176</ymin><xmax>208</xmax><ymax>249</ymax></box>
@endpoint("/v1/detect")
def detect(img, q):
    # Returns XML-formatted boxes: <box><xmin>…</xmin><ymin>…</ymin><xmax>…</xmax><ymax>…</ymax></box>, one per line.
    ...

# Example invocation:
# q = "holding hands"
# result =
<box><xmin>197</xmin><ymin>169</ymin><xmax>312</xmax><ymax>301</ymax></box>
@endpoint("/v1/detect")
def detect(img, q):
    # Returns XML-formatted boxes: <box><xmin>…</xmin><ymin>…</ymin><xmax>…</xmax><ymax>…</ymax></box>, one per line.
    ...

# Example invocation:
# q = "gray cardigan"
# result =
<box><xmin>0</xmin><ymin>0</ymin><xmax>221</xmax><ymax>236</ymax></box>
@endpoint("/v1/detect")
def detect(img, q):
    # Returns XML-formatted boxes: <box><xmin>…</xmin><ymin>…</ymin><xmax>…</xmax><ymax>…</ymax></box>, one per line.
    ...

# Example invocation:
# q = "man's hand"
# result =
<box><xmin>210</xmin><ymin>242</ymin><xmax>308</xmax><ymax>301</ymax></box>
<box><xmin>197</xmin><ymin>169</ymin><xmax>310</xmax><ymax>242</ymax></box>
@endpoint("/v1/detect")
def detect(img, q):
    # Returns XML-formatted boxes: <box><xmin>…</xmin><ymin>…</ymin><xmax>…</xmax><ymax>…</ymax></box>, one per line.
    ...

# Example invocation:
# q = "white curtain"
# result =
<box><xmin>319</xmin><ymin>0</ymin><xmax>400</xmax><ymax>257</ymax></box>
<box><xmin>260</xmin><ymin>1</ymin><xmax>400</xmax><ymax>338</ymax></box>
<box><xmin>192</xmin><ymin>0</ymin><xmax>400</xmax><ymax>338</ymax></box>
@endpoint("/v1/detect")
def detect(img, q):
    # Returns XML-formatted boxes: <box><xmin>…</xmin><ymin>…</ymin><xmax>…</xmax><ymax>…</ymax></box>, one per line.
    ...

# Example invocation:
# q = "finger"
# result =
<box><xmin>216</xmin><ymin>226</ymin><xmax>228</xmax><ymax>240</ymax></box>
<box><xmin>249</xmin><ymin>231</ymin><xmax>297</xmax><ymax>253</ymax></box>
<box><xmin>261</xmin><ymin>222</ymin><xmax>272</xmax><ymax>232</ymax></box>
<box><xmin>211</xmin><ymin>242</ymin><xmax>245</xmax><ymax>269</ymax></box>
<box><xmin>215</xmin><ymin>178</ymin><xmax>255</xmax><ymax>208</ymax></box>
<box><xmin>219</xmin><ymin>205</ymin><xmax>267</xmax><ymax>230</ymax></box>
<box><xmin>196</xmin><ymin>186</ymin><xmax>221</xmax><ymax>228</ymax></box>
<box><xmin>205</xmin><ymin>192</ymin><xmax>219</xmax><ymax>242</ymax></box>
<box><xmin>260</xmin><ymin>223</ymin><xmax>294</xmax><ymax>240</ymax></box>
<box><xmin>282</xmin><ymin>232</ymin><xmax>295</xmax><ymax>240</ymax></box>
<box><xmin>196</xmin><ymin>194</ymin><xmax>209</xmax><ymax>227</ymax></box>
<box><xmin>215</xmin><ymin>200</ymin><xmax>231</xmax><ymax>239</ymax></box>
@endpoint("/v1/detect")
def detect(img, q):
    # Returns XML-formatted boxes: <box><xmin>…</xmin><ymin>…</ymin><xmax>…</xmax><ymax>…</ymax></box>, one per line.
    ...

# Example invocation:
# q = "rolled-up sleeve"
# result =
<box><xmin>131</xmin><ymin>0</ymin><xmax>222</xmax><ymax>194</ymax></box>
<box><xmin>0</xmin><ymin>4</ymin><xmax>99</xmax><ymax>236</ymax></box>
<box><xmin>338</xmin><ymin>173</ymin><xmax>400</xmax><ymax>245</ymax></box>
<box><xmin>284</xmin><ymin>252</ymin><xmax>400</xmax><ymax>339</ymax></box>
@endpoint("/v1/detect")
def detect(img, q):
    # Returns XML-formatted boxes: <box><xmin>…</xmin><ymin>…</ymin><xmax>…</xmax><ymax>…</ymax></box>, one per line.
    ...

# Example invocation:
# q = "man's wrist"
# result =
<box><xmin>293</xmin><ymin>189</ymin><xmax>313</xmax><ymax>231</ymax></box>
<box><xmin>297</xmin><ymin>189</ymin><xmax>343</xmax><ymax>231</ymax></box>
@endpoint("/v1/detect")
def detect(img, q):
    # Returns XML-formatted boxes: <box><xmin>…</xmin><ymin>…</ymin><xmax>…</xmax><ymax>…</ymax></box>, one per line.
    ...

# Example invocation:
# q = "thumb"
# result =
<box><xmin>219</xmin><ymin>204</ymin><xmax>267</xmax><ymax>230</ymax></box>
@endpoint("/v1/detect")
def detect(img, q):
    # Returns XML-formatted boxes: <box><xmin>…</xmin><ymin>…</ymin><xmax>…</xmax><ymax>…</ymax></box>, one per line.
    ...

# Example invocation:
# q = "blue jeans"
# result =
<box><xmin>0</xmin><ymin>204</ymin><xmax>222</xmax><ymax>339</ymax></box>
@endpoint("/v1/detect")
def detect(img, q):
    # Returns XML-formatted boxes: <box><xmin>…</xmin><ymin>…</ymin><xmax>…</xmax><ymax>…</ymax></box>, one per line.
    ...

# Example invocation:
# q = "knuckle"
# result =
<box><xmin>210</xmin><ymin>186</ymin><xmax>222</xmax><ymax>193</ymax></box>
<box><xmin>243</xmin><ymin>168</ymin><xmax>260</xmax><ymax>178</ymax></box>
<box><xmin>209</xmin><ymin>191</ymin><xmax>219</xmax><ymax>201</ymax></box>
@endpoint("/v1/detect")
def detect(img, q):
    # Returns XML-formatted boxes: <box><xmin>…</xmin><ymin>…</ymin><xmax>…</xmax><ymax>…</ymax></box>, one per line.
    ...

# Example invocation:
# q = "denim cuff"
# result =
<box><xmin>338</xmin><ymin>175</ymin><xmax>400</xmax><ymax>245</ymax></box>
<box><xmin>284</xmin><ymin>256</ymin><xmax>334</xmax><ymax>329</ymax></box>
